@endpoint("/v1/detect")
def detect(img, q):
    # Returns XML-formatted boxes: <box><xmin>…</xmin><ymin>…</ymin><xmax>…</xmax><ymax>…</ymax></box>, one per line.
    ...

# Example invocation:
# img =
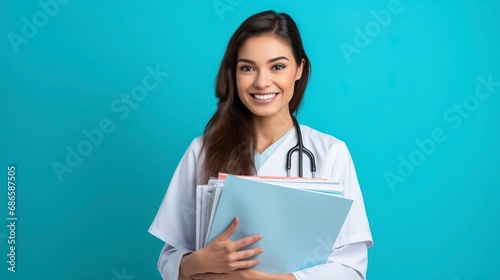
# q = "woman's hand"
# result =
<box><xmin>188</xmin><ymin>217</ymin><xmax>263</xmax><ymax>276</ymax></box>
<box><xmin>179</xmin><ymin>217</ymin><xmax>262</xmax><ymax>279</ymax></box>
<box><xmin>192</xmin><ymin>269</ymin><xmax>297</xmax><ymax>280</ymax></box>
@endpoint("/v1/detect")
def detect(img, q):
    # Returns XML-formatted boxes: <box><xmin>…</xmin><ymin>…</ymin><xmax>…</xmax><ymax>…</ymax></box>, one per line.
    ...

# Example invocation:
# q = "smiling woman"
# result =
<box><xmin>201</xmin><ymin>11</ymin><xmax>311</xmax><ymax>179</ymax></box>
<box><xmin>236</xmin><ymin>37</ymin><xmax>304</xmax><ymax>135</ymax></box>
<box><xmin>148</xmin><ymin>10</ymin><xmax>373</xmax><ymax>280</ymax></box>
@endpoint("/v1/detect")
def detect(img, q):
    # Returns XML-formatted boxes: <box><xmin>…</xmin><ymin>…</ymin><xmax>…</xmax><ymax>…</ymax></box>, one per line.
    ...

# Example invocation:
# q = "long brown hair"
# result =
<box><xmin>201</xmin><ymin>10</ymin><xmax>311</xmax><ymax>181</ymax></box>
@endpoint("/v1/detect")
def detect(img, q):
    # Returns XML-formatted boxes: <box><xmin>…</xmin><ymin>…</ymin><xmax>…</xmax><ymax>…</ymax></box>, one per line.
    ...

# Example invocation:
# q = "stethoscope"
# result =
<box><xmin>287</xmin><ymin>116</ymin><xmax>316</xmax><ymax>178</ymax></box>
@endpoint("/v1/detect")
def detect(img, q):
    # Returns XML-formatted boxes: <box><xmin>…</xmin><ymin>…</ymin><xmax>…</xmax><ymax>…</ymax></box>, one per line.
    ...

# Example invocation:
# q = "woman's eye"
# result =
<box><xmin>272</xmin><ymin>64</ymin><xmax>286</xmax><ymax>70</ymax></box>
<box><xmin>240</xmin><ymin>66</ymin><xmax>253</xmax><ymax>72</ymax></box>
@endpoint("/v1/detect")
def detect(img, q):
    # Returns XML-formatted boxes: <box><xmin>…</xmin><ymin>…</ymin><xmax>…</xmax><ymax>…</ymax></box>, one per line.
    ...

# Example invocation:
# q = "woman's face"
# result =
<box><xmin>236</xmin><ymin>35</ymin><xmax>304</xmax><ymax>121</ymax></box>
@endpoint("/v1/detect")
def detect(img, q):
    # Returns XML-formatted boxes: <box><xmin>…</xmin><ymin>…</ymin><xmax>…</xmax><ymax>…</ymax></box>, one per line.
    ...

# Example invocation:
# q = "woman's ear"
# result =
<box><xmin>295</xmin><ymin>58</ymin><xmax>305</xmax><ymax>81</ymax></box>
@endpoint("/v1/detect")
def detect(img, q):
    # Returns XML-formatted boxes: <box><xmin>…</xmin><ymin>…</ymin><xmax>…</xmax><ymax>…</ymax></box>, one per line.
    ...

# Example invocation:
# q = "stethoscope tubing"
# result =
<box><xmin>287</xmin><ymin>116</ymin><xmax>317</xmax><ymax>178</ymax></box>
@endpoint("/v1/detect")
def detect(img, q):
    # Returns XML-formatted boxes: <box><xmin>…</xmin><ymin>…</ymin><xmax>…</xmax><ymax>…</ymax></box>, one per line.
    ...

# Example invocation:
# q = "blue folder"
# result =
<box><xmin>206</xmin><ymin>175</ymin><xmax>353</xmax><ymax>273</ymax></box>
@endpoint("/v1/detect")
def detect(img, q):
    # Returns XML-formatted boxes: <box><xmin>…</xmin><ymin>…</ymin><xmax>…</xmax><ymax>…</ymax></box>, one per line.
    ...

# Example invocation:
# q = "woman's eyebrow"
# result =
<box><xmin>237</xmin><ymin>56</ymin><xmax>290</xmax><ymax>64</ymax></box>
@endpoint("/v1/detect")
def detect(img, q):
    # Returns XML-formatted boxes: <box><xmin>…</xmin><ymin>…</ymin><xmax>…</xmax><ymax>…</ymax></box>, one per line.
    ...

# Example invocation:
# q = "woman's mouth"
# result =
<box><xmin>251</xmin><ymin>93</ymin><xmax>277</xmax><ymax>103</ymax></box>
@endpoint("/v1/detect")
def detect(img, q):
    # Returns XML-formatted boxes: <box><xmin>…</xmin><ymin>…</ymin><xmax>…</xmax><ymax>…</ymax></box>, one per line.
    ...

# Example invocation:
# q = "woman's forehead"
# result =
<box><xmin>237</xmin><ymin>35</ymin><xmax>293</xmax><ymax>61</ymax></box>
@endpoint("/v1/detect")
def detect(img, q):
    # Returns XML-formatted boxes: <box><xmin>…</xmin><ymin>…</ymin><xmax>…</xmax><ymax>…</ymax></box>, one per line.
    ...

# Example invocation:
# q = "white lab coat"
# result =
<box><xmin>149</xmin><ymin>125</ymin><xmax>373</xmax><ymax>279</ymax></box>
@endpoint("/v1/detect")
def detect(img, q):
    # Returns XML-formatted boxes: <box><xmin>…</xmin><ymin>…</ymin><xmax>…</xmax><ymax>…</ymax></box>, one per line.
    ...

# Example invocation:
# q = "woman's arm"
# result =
<box><xmin>191</xmin><ymin>242</ymin><xmax>367</xmax><ymax>280</ymax></box>
<box><xmin>157</xmin><ymin>217</ymin><xmax>263</xmax><ymax>280</ymax></box>
<box><xmin>192</xmin><ymin>269</ymin><xmax>296</xmax><ymax>280</ymax></box>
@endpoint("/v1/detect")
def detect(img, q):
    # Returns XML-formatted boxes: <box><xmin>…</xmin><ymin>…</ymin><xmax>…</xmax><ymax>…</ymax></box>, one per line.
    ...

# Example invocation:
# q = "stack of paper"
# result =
<box><xmin>195</xmin><ymin>180</ymin><xmax>224</xmax><ymax>250</ymax></box>
<box><xmin>195</xmin><ymin>174</ymin><xmax>353</xmax><ymax>273</ymax></box>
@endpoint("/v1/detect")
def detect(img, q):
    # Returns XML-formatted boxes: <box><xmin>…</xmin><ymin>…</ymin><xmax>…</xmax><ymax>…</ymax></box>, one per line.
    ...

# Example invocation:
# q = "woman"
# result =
<box><xmin>149</xmin><ymin>10</ymin><xmax>373</xmax><ymax>279</ymax></box>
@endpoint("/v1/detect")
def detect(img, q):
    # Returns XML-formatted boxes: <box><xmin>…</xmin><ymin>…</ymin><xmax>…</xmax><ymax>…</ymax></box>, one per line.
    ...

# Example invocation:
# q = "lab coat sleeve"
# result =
<box><xmin>292</xmin><ymin>242</ymin><xmax>367</xmax><ymax>280</ymax></box>
<box><xmin>148</xmin><ymin>138</ymin><xmax>203</xmax><ymax>279</ymax></box>
<box><xmin>156</xmin><ymin>243</ymin><xmax>193</xmax><ymax>280</ymax></box>
<box><xmin>293</xmin><ymin>140</ymin><xmax>372</xmax><ymax>279</ymax></box>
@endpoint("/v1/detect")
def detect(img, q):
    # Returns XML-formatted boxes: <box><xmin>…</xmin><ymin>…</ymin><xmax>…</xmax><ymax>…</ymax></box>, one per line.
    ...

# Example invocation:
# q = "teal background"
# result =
<box><xmin>1</xmin><ymin>0</ymin><xmax>499</xmax><ymax>279</ymax></box>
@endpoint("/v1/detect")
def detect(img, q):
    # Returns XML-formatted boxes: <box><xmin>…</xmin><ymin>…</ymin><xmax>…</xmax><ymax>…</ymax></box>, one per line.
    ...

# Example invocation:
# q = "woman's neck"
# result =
<box><xmin>253</xmin><ymin>115</ymin><xmax>294</xmax><ymax>154</ymax></box>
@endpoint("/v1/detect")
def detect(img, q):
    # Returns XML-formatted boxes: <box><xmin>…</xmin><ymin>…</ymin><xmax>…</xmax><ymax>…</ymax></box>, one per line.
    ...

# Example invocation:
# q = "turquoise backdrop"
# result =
<box><xmin>1</xmin><ymin>0</ymin><xmax>499</xmax><ymax>279</ymax></box>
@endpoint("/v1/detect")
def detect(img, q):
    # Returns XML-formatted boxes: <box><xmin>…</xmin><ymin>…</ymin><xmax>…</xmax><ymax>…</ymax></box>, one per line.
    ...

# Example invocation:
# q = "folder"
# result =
<box><xmin>217</xmin><ymin>173</ymin><xmax>344</xmax><ymax>195</ymax></box>
<box><xmin>205</xmin><ymin>175</ymin><xmax>353</xmax><ymax>273</ymax></box>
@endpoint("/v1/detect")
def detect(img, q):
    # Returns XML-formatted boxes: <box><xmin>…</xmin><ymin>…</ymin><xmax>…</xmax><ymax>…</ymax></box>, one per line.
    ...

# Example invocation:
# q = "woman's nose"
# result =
<box><xmin>253</xmin><ymin>71</ymin><xmax>271</xmax><ymax>89</ymax></box>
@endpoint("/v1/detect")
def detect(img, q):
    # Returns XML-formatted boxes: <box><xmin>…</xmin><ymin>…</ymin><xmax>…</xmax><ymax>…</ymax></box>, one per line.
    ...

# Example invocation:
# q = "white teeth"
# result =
<box><xmin>253</xmin><ymin>93</ymin><xmax>276</xmax><ymax>100</ymax></box>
